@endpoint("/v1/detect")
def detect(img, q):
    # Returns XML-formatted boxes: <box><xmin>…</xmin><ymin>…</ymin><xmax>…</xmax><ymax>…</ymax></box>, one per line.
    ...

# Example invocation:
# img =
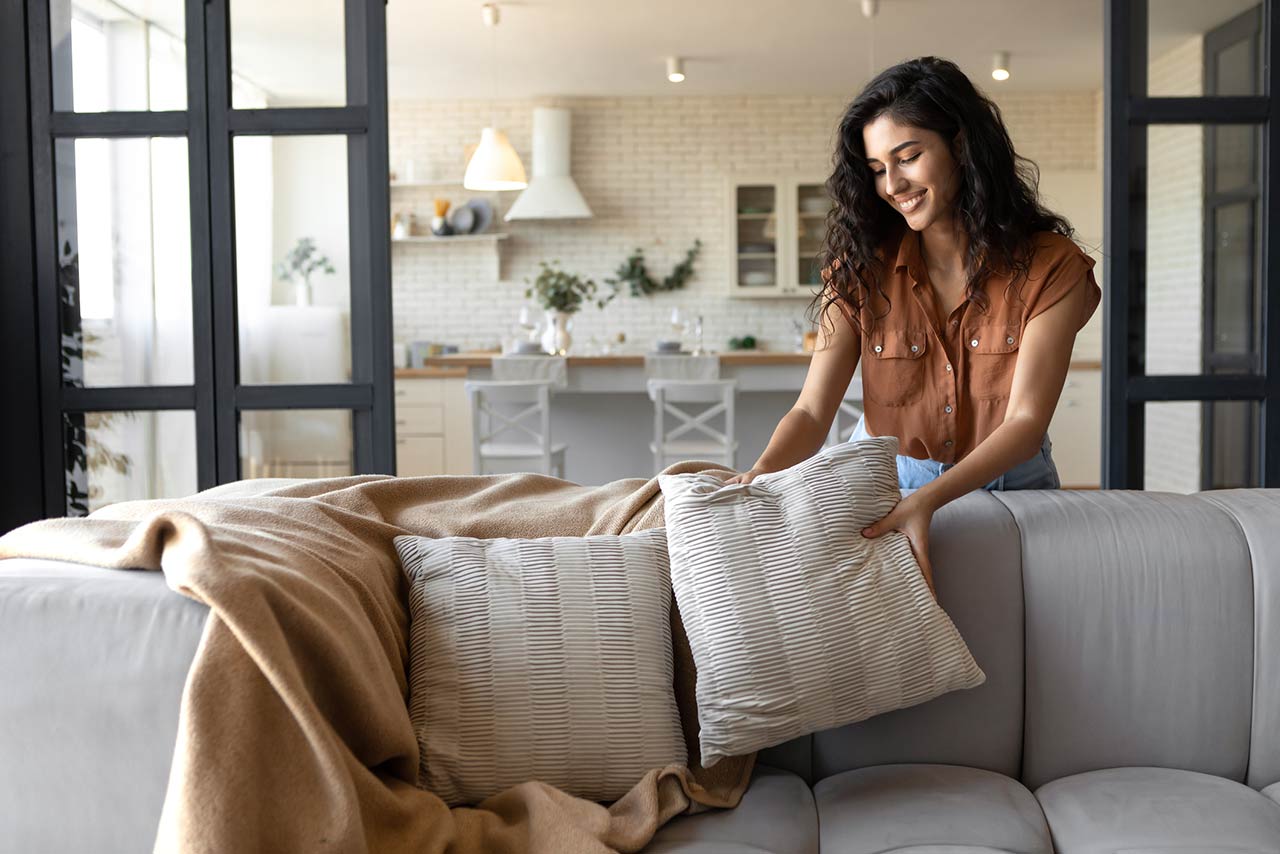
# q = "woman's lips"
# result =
<box><xmin>895</xmin><ymin>190</ymin><xmax>926</xmax><ymax>213</ymax></box>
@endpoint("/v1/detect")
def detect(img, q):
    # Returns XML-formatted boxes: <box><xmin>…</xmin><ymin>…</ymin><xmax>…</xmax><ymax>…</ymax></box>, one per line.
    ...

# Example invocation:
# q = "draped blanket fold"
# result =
<box><xmin>0</xmin><ymin>465</ymin><xmax>755</xmax><ymax>854</ymax></box>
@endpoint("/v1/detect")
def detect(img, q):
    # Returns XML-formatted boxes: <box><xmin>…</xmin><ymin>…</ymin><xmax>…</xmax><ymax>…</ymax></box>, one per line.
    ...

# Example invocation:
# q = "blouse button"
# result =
<box><xmin>945</xmin><ymin>363</ymin><xmax>953</xmax><ymax>372</ymax></box>
<box><xmin>944</xmin><ymin>439</ymin><xmax>954</xmax><ymax>447</ymax></box>
<box><xmin>970</xmin><ymin>339</ymin><xmax>979</xmax><ymax>348</ymax></box>
<box><xmin>1006</xmin><ymin>336</ymin><xmax>1016</xmax><ymax>345</ymax></box>
<box><xmin>873</xmin><ymin>344</ymin><xmax>883</xmax><ymax>353</ymax></box>
<box><xmin>944</xmin><ymin>405</ymin><xmax>953</xmax><ymax>414</ymax></box>
<box><xmin>910</xmin><ymin>344</ymin><xmax>919</xmax><ymax>353</ymax></box>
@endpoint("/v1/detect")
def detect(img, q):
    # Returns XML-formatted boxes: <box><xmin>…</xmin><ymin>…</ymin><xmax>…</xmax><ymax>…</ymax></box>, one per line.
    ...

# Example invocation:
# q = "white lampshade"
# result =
<box><xmin>463</xmin><ymin>127</ymin><xmax>528</xmax><ymax>191</ymax></box>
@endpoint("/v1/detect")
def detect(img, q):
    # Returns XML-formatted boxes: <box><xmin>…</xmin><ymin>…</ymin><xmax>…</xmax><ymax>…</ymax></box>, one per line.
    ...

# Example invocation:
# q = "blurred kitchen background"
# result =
<box><xmin>51</xmin><ymin>0</ymin><xmax>1264</xmax><ymax>510</ymax></box>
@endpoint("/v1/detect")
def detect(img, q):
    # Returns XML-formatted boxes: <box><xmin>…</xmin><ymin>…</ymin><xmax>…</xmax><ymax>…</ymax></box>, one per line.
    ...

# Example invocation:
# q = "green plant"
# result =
<box><xmin>275</xmin><ymin>237</ymin><xmax>335</xmax><ymax>287</ymax></box>
<box><xmin>523</xmin><ymin>260</ymin><xmax>607</xmax><ymax>313</ymax></box>
<box><xmin>604</xmin><ymin>239</ymin><xmax>702</xmax><ymax>298</ymax></box>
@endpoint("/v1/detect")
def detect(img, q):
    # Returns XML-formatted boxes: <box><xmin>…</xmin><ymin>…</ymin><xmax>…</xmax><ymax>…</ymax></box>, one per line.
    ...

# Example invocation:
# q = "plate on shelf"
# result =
<box><xmin>741</xmin><ymin>271</ymin><xmax>775</xmax><ymax>286</ymax></box>
<box><xmin>464</xmin><ymin>198</ymin><xmax>494</xmax><ymax>233</ymax></box>
<box><xmin>447</xmin><ymin>204</ymin><xmax>475</xmax><ymax>234</ymax></box>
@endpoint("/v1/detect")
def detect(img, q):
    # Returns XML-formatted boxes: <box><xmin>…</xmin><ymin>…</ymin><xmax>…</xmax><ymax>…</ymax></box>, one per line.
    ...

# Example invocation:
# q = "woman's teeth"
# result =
<box><xmin>898</xmin><ymin>191</ymin><xmax>926</xmax><ymax>212</ymax></box>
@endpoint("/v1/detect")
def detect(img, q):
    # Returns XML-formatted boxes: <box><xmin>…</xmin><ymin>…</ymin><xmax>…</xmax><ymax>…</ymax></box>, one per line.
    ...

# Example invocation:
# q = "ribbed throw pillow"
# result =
<box><xmin>393</xmin><ymin>529</ymin><xmax>686</xmax><ymax>806</ymax></box>
<box><xmin>658</xmin><ymin>436</ymin><xmax>985</xmax><ymax>767</ymax></box>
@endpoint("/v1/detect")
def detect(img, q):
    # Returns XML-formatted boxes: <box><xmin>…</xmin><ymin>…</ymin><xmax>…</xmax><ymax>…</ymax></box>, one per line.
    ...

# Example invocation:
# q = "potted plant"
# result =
<box><xmin>523</xmin><ymin>260</ymin><xmax>608</xmax><ymax>355</ymax></box>
<box><xmin>275</xmin><ymin>237</ymin><xmax>335</xmax><ymax>306</ymax></box>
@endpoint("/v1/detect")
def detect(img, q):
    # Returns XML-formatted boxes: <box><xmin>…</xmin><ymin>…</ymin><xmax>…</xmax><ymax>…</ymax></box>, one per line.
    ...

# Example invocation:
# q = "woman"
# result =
<box><xmin>726</xmin><ymin>56</ymin><xmax>1101</xmax><ymax>590</ymax></box>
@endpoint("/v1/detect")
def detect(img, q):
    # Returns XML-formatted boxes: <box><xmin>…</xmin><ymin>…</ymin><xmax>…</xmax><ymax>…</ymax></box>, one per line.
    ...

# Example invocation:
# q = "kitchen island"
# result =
<box><xmin>395</xmin><ymin>351</ymin><xmax>830</xmax><ymax>484</ymax></box>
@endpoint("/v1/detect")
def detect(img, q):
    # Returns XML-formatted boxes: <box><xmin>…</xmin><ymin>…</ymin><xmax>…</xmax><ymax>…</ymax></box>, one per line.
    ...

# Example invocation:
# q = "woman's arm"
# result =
<box><xmin>724</xmin><ymin>297</ymin><xmax>860</xmax><ymax>484</ymax></box>
<box><xmin>861</xmin><ymin>271</ymin><xmax>1092</xmax><ymax>590</ymax></box>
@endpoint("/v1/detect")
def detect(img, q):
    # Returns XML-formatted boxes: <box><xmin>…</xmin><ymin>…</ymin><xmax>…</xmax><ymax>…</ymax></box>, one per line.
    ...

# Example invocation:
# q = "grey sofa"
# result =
<box><xmin>3</xmin><ymin>488</ymin><xmax>1280</xmax><ymax>853</ymax></box>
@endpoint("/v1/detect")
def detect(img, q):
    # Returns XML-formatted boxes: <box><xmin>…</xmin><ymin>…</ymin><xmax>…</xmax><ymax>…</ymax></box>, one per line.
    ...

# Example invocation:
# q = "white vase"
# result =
<box><xmin>540</xmin><ymin>310</ymin><xmax>573</xmax><ymax>355</ymax></box>
<box><xmin>294</xmin><ymin>278</ymin><xmax>313</xmax><ymax>307</ymax></box>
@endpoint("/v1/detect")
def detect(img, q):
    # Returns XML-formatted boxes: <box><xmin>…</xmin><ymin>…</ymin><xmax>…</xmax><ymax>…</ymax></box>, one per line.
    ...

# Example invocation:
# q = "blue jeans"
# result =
<box><xmin>850</xmin><ymin>415</ymin><xmax>1061</xmax><ymax>491</ymax></box>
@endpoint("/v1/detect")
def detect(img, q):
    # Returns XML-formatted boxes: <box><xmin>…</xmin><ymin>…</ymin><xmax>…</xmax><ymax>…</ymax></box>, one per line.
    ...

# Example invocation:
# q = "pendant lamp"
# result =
<box><xmin>463</xmin><ymin>4</ymin><xmax>527</xmax><ymax>191</ymax></box>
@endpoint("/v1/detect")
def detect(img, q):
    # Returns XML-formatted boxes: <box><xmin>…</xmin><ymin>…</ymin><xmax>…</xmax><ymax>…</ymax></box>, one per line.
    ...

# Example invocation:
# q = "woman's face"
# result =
<box><xmin>862</xmin><ymin>114</ymin><xmax>961</xmax><ymax>233</ymax></box>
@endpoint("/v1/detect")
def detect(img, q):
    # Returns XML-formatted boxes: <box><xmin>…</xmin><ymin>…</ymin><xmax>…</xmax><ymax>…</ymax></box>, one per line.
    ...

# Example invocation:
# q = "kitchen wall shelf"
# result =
<box><xmin>391</xmin><ymin>233</ymin><xmax>510</xmax><ymax>244</ymax></box>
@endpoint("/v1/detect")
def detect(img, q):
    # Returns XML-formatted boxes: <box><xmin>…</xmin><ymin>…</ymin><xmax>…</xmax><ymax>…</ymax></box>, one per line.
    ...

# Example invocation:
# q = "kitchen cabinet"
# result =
<box><xmin>726</xmin><ymin>175</ymin><xmax>833</xmax><ymax>299</ymax></box>
<box><xmin>394</xmin><ymin>376</ymin><xmax>473</xmax><ymax>475</ymax></box>
<box><xmin>1048</xmin><ymin>367</ymin><xmax>1102</xmax><ymax>488</ymax></box>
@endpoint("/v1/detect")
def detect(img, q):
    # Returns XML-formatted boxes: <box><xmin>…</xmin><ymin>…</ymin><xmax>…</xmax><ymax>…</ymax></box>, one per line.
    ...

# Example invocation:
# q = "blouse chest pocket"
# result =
<box><xmin>965</xmin><ymin>323</ymin><xmax>1021</xmax><ymax>400</ymax></box>
<box><xmin>864</xmin><ymin>329</ymin><xmax>928</xmax><ymax>407</ymax></box>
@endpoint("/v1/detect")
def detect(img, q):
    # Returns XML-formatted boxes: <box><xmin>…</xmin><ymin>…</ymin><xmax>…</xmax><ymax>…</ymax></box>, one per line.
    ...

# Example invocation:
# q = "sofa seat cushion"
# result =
<box><xmin>645</xmin><ymin>765</ymin><xmax>817</xmax><ymax>854</ymax></box>
<box><xmin>1035</xmin><ymin>767</ymin><xmax>1280</xmax><ymax>853</ymax></box>
<box><xmin>1266</xmin><ymin>782</ymin><xmax>1280</xmax><ymax>807</ymax></box>
<box><xmin>813</xmin><ymin>764</ymin><xmax>1053</xmax><ymax>854</ymax></box>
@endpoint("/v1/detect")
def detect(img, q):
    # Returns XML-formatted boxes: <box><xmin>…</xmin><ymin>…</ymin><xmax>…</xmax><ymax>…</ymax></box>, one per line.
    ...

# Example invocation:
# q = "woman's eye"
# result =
<box><xmin>901</xmin><ymin>153</ymin><xmax>920</xmax><ymax>164</ymax></box>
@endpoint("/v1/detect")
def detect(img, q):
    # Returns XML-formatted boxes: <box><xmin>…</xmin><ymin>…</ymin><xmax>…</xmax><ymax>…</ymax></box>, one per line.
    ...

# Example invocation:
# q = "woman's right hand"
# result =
<box><xmin>723</xmin><ymin>465</ymin><xmax>771</xmax><ymax>485</ymax></box>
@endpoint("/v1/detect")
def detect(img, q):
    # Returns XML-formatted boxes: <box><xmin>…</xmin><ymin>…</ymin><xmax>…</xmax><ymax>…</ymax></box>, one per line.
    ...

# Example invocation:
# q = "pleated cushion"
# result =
<box><xmin>659</xmin><ymin>436</ymin><xmax>985</xmax><ymax>767</ymax></box>
<box><xmin>394</xmin><ymin>529</ymin><xmax>685</xmax><ymax>806</ymax></box>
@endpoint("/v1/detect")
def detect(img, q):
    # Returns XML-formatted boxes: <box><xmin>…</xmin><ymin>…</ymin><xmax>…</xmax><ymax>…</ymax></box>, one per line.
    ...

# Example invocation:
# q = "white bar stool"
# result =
<box><xmin>647</xmin><ymin>379</ymin><xmax>738</xmax><ymax>473</ymax></box>
<box><xmin>465</xmin><ymin>380</ymin><xmax>566</xmax><ymax>477</ymax></box>
<box><xmin>825</xmin><ymin>376</ymin><xmax>865</xmax><ymax>447</ymax></box>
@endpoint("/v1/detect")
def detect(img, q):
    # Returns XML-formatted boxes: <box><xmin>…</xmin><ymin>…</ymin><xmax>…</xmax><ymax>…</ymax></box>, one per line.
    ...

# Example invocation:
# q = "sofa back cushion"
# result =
<box><xmin>809</xmin><ymin>490</ymin><xmax>1026</xmax><ymax>782</ymax></box>
<box><xmin>996</xmin><ymin>491</ymin><xmax>1254</xmax><ymax>790</ymax></box>
<box><xmin>1199</xmin><ymin>489</ymin><xmax>1280</xmax><ymax>791</ymax></box>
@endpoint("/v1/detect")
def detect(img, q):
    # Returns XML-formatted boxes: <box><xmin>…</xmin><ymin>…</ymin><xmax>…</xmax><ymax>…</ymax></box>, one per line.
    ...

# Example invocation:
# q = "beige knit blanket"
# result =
<box><xmin>0</xmin><ymin>466</ymin><xmax>755</xmax><ymax>853</ymax></box>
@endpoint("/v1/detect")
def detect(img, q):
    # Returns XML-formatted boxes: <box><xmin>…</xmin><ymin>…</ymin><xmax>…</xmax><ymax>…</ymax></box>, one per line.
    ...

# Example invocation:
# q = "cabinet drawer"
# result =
<box><xmin>394</xmin><ymin>379</ymin><xmax>443</xmax><ymax>405</ymax></box>
<box><xmin>396</xmin><ymin>435</ymin><xmax>445</xmax><ymax>476</ymax></box>
<box><xmin>395</xmin><ymin>403</ymin><xmax>444</xmax><ymax>435</ymax></box>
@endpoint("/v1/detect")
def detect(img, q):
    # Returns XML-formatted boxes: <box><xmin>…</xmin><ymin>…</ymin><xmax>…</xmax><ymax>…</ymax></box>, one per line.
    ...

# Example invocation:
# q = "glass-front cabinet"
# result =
<box><xmin>727</xmin><ymin>175</ymin><xmax>834</xmax><ymax>299</ymax></box>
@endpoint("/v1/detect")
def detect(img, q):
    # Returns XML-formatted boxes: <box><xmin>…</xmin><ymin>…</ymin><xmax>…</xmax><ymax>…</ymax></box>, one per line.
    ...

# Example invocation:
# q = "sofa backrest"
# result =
<box><xmin>780</xmin><ymin>488</ymin><xmax>1280</xmax><ymax>794</ymax></box>
<box><xmin>997</xmin><ymin>490</ymin><xmax>1255</xmax><ymax>790</ymax></box>
<box><xmin>770</xmin><ymin>491</ymin><xmax>1027</xmax><ymax>784</ymax></box>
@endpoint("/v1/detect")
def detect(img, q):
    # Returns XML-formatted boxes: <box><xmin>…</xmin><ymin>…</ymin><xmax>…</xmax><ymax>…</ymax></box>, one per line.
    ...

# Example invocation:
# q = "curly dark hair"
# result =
<box><xmin>813</xmin><ymin>56</ymin><xmax>1074</xmax><ymax>334</ymax></box>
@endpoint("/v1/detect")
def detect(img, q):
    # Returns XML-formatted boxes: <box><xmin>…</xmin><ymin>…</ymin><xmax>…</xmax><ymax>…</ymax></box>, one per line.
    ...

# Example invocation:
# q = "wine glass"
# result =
<box><xmin>517</xmin><ymin>304</ymin><xmax>539</xmax><ymax>343</ymax></box>
<box><xmin>669</xmin><ymin>306</ymin><xmax>690</xmax><ymax>347</ymax></box>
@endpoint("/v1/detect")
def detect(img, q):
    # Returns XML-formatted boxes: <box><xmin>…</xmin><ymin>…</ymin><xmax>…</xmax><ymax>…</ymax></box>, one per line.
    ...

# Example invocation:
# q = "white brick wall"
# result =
<box><xmin>389</xmin><ymin>91</ymin><xmax>1102</xmax><ymax>354</ymax></box>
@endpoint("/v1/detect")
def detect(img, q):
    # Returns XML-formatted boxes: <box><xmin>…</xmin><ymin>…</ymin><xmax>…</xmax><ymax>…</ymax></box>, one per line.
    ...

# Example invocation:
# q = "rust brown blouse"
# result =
<box><xmin>832</xmin><ymin>226</ymin><xmax>1101</xmax><ymax>463</ymax></box>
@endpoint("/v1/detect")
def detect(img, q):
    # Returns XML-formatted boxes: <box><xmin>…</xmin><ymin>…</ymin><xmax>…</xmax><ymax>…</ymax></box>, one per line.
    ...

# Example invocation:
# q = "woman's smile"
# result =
<box><xmin>895</xmin><ymin>189</ymin><xmax>927</xmax><ymax>214</ymax></box>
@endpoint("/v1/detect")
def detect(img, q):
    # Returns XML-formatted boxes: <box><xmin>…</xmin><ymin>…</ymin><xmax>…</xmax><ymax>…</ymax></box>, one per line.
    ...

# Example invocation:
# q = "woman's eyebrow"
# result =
<box><xmin>866</xmin><ymin>140</ymin><xmax>920</xmax><ymax>164</ymax></box>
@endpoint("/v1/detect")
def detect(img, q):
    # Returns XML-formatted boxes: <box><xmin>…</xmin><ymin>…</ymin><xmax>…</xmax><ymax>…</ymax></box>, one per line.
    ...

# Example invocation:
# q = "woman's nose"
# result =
<box><xmin>885</xmin><ymin>168</ymin><xmax>909</xmax><ymax>195</ymax></box>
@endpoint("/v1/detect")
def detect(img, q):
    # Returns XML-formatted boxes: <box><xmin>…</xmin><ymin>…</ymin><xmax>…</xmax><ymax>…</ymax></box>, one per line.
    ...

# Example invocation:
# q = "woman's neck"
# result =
<box><xmin>918</xmin><ymin>214</ymin><xmax>969</xmax><ymax>282</ymax></box>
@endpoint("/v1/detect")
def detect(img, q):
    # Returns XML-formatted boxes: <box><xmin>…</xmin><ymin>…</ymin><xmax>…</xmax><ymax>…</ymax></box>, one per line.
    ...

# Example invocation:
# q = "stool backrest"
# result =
<box><xmin>492</xmin><ymin>355</ymin><xmax>568</xmax><ymax>388</ymax></box>
<box><xmin>643</xmin><ymin>354</ymin><xmax>720</xmax><ymax>381</ymax></box>
<box><xmin>647</xmin><ymin>379</ymin><xmax>736</xmax><ymax>447</ymax></box>
<box><xmin>465</xmin><ymin>380</ymin><xmax>554</xmax><ymax>472</ymax></box>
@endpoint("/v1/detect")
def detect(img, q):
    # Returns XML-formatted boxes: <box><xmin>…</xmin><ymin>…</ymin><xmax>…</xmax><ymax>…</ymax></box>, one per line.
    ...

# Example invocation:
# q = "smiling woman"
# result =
<box><xmin>725</xmin><ymin>56</ymin><xmax>1101</xmax><ymax>589</ymax></box>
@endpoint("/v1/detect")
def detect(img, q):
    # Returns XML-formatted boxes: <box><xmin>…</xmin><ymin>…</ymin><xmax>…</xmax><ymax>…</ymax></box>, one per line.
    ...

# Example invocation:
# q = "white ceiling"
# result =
<box><xmin>103</xmin><ymin>0</ymin><xmax>1263</xmax><ymax>102</ymax></box>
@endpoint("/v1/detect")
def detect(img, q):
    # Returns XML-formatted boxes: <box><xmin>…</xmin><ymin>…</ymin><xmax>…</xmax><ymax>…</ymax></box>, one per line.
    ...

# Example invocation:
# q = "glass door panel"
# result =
<box><xmin>49</xmin><ymin>0</ymin><xmax>187</xmax><ymax>112</ymax></box>
<box><xmin>230</xmin><ymin>0</ymin><xmax>346</xmax><ymax>108</ymax></box>
<box><xmin>733</xmin><ymin>183</ymin><xmax>781</xmax><ymax>293</ymax></box>
<box><xmin>233</xmin><ymin>135</ymin><xmax>352</xmax><ymax>386</ymax></box>
<box><xmin>63</xmin><ymin>409</ymin><xmax>197</xmax><ymax>514</ymax></box>
<box><xmin>54</xmin><ymin>136</ymin><xmax>194</xmax><ymax>387</ymax></box>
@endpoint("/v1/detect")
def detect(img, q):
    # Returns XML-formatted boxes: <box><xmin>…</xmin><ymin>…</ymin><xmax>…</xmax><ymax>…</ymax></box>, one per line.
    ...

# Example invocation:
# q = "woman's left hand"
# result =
<box><xmin>861</xmin><ymin>494</ymin><xmax>936</xmax><ymax>596</ymax></box>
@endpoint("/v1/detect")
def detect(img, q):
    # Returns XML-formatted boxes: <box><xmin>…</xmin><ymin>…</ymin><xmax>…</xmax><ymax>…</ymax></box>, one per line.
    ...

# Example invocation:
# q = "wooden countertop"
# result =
<box><xmin>400</xmin><ymin>352</ymin><xmax>1105</xmax><ymax>372</ymax></box>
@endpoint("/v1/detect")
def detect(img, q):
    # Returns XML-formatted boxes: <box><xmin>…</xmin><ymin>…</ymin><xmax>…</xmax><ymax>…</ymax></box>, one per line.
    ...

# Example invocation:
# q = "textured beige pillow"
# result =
<box><xmin>393</xmin><ymin>529</ymin><xmax>686</xmax><ymax>806</ymax></box>
<box><xmin>658</xmin><ymin>436</ymin><xmax>985</xmax><ymax>767</ymax></box>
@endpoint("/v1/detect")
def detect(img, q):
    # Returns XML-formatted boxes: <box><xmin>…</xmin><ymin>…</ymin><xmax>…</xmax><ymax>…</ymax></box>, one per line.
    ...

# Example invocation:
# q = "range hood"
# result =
<box><xmin>503</xmin><ymin>107</ymin><xmax>593</xmax><ymax>221</ymax></box>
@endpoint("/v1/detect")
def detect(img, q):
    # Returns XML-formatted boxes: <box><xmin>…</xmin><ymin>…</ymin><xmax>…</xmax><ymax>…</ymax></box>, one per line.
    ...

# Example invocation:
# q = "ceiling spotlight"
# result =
<box><xmin>667</xmin><ymin>56</ymin><xmax>685</xmax><ymax>83</ymax></box>
<box><xmin>992</xmin><ymin>51</ymin><xmax>1010</xmax><ymax>81</ymax></box>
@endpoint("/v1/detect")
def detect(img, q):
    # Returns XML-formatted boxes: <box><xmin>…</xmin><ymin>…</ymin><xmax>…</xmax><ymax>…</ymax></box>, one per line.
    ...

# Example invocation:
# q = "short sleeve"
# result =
<box><xmin>1022</xmin><ymin>236</ymin><xmax>1102</xmax><ymax>332</ymax></box>
<box><xmin>820</xmin><ymin>258</ymin><xmax>862</xmax><ymax>339</ymax></box>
